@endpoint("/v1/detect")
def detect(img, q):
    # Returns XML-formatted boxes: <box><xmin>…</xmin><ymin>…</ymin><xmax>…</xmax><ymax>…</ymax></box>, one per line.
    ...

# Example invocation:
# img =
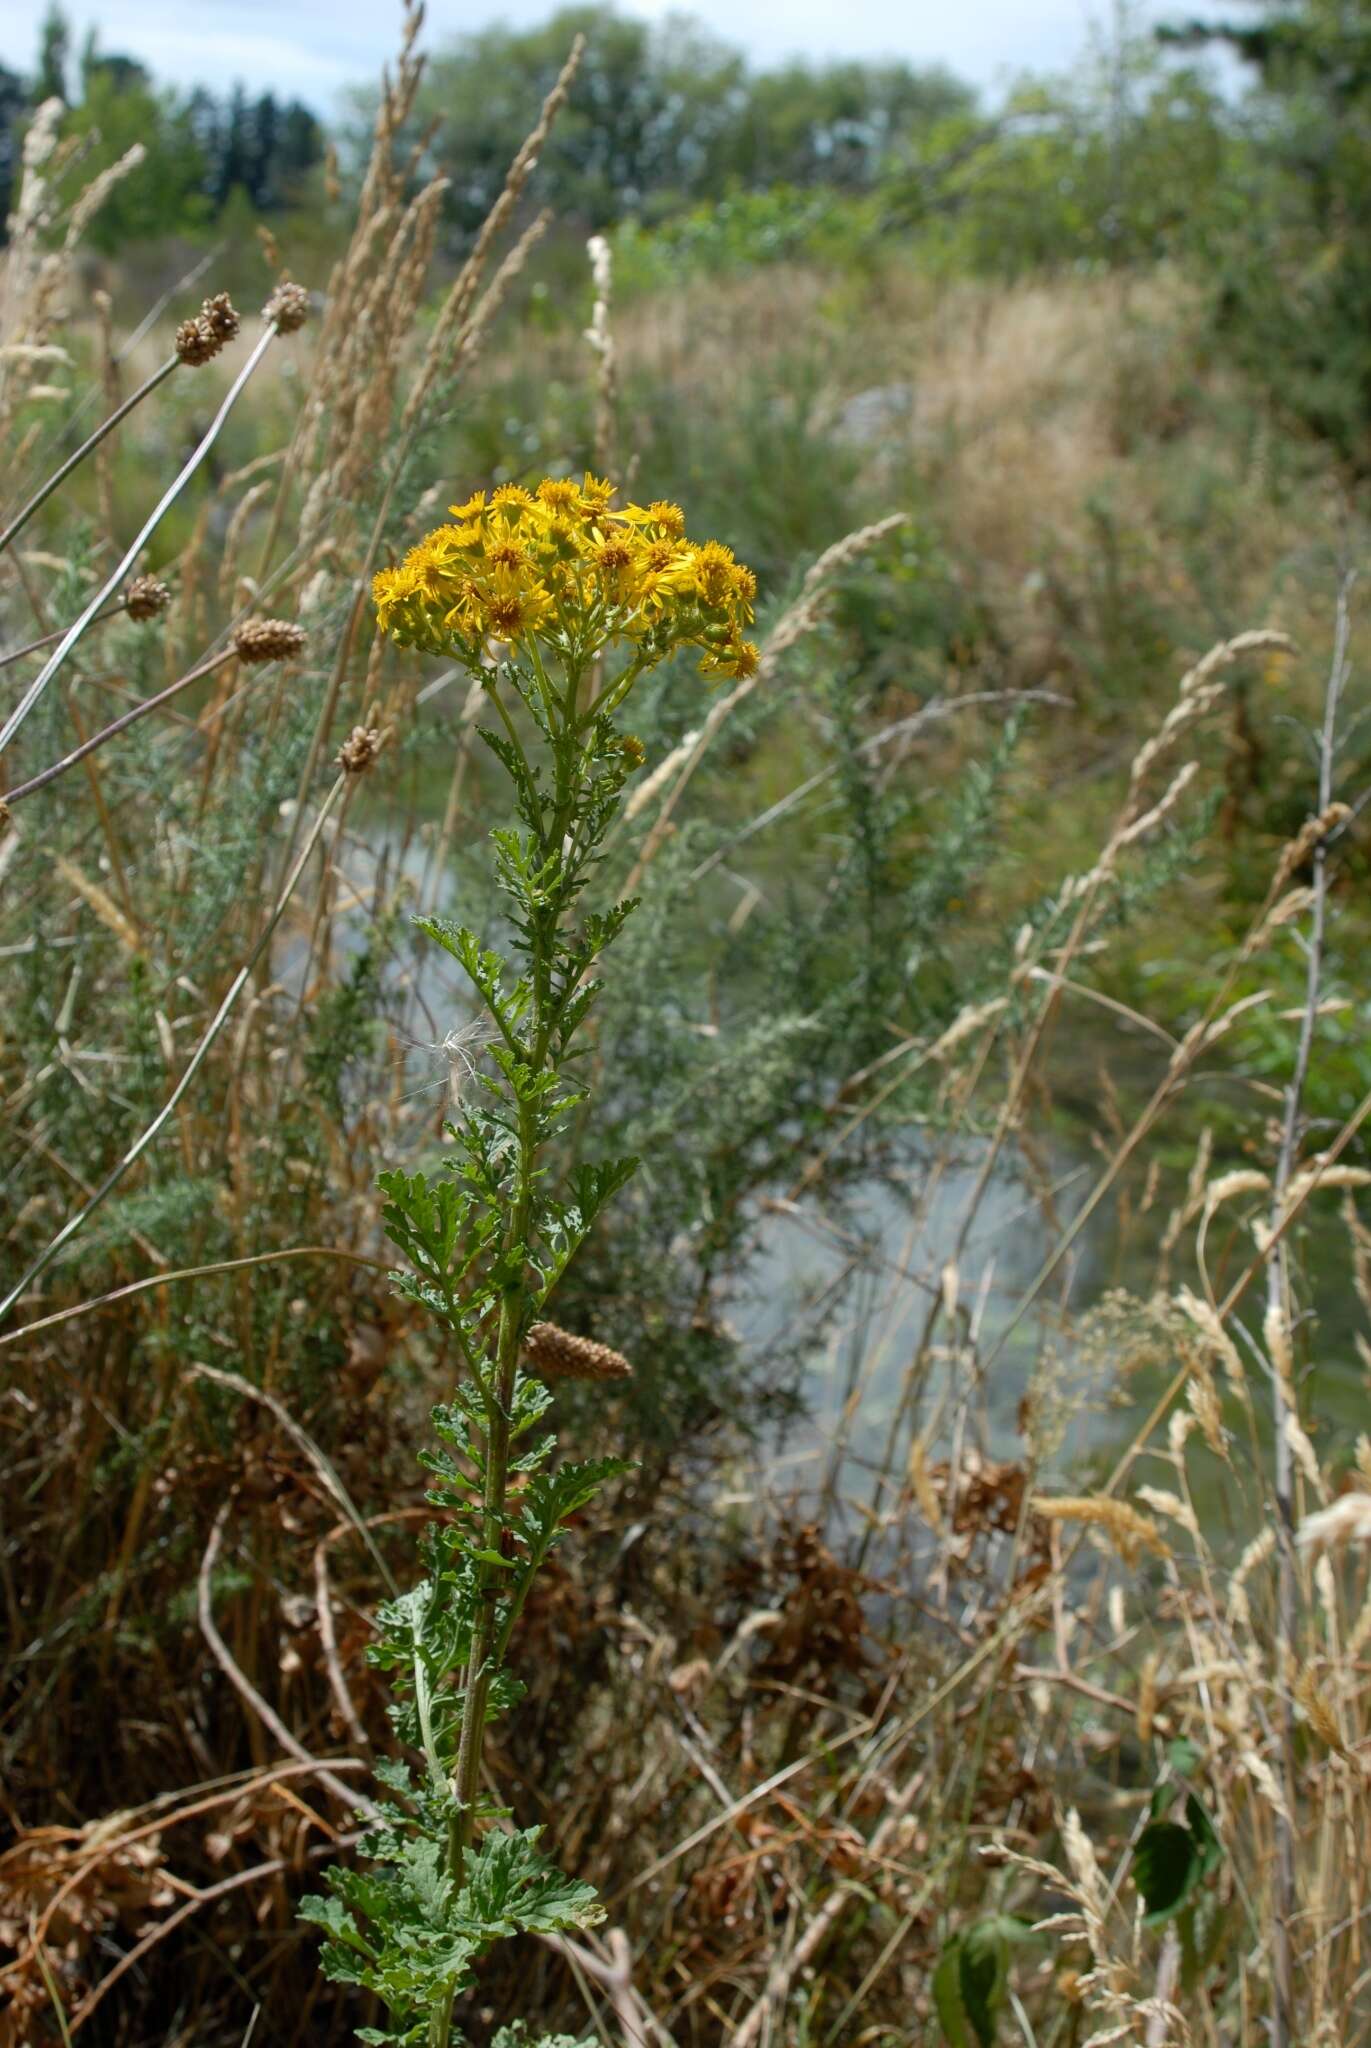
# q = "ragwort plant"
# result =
<box><xmin>300</xmin><ymin>477</ymin><xmax>759</xmax><ymax>2047</ymax></box>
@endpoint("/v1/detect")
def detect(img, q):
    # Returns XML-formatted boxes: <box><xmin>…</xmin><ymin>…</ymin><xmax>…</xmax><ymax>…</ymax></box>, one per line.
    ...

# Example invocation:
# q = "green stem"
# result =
<box><xmin>429</xmin><ymin>669</ymin><xmax>586</xmax><ymax>2048</ymax></box>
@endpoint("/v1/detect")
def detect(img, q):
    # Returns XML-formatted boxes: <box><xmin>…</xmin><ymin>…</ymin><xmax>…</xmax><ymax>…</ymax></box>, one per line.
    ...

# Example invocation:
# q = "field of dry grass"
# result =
<box><xmin>2</xmin><ymin>13</ymin><xmax>1370</xmax><ymax>2047</ymax></box>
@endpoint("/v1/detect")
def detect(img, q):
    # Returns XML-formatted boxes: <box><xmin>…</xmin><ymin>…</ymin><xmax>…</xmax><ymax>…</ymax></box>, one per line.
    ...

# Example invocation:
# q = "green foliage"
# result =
<box><xmin>934</xmin><ymin>1914</ymin><xmax>1035</xmax><ymax>2046</ymax></box>
<box><xmin>1163</xmin><ymin>0</ymin><xmax>1371</xmax><ymax>457</ymax></box>
<box><xmin>401</xmin><ymin>5</ymin><xmax>968</xmax><ymax>235</ymax></box>
<box><xmin>1133</xmin><ymin>1784</ymin><xmax>1223</xmax><ymax>1926</ymax></box>
<box><xmin>300</xmin><ymin>1826</ymin><xmax>603</xmax><ymax>2043</ymax></box>
<box><xmin>884</xmin><ymin>38</ymin><xmax>1230</xmax><ymax>278</ymax></box>
<box><xmin>613</xmin><ymin>186</ymin><xmax>879</xmax><ymax>292</ymax></box>
<box><xmin>300</xmin><ymin>508</ymin><xmax>681</xmax><ymax>2043</ymax></box>
<box><xmin>3</xmin><ymin>8</ymin><xmax>322</xmax><ymax>251</ymax></box>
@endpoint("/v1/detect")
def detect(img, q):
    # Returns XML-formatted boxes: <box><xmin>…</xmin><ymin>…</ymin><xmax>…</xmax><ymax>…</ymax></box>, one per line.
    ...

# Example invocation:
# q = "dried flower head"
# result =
<box><xmin>232</xmin><ymin>618</ymin><xmax>307</xmax><ymax>664</ymax></box>
<box><xmin>200</xmin><ymin>291</ymin><xmax>240</xmax><ymax>344</ymax></box>
<box><xmin>124</xmin><ymin>574</ymin><xmax>170</xmax><ymax>622</ymax></box>
<box><xmin>371</xmin><ymin>476</ymin><xmax>759</xmax><ymax>685</ymax></box>
<box><xmin>523</xmin><ymin>1322</ymin><xmax>633</xmax><ymax>1382</ymax></box>
<box><xmin>336</xmin><ymin>724</ymin><xmax>383</xmax><ymax>775</ymax></box>
<box><xmin>175</xmin><ymin>316</ymin><xmax>221</xmax><ymax>368</ymax></box>
<box><xmin>264</xmin><ymin>280</ymin><xmax>310</xmax><ymax>334</ymax></box>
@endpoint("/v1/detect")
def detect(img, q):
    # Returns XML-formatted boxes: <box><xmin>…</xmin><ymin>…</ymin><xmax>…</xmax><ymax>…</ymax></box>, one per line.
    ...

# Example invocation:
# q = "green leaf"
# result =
<box><xmin>491</xmin><ymin>2030</ymin><xmax>599</xmax><ymax>2048</ymax></box>
<box><xmin>934</xmin><ymin>1917</ymin><xmax>1033</xmax><ymax>2048</ymax></box>
<box><xmin>1185</xmin><ymin>1792</ymin><xmax>1223</xmax><ymax>1879</ymax></box>
<box><xmin>1167</xmin><ymin>1736</ymin><xmax>1200</xmax><ymax>1776</ymax></box>
<box><xmin>455</xmin><ymin>1827</ymin><xmax>604</xmax><ymax>1942</ymax></box>
<box><xmin>298</xmin><ymin>1892</ymin><xmax>374</xmax><ymax>1958</ymax></box>
<box><xmin>1134</xmin><ymin>1819</ymin><xmax>1200</xmax><ymax>1925</ymax></box>
<box><xmin>1134</xmin><ymin>1785</ymin><xmax>1224</xmax><ymax>1926</ymax></box>
<box><xmin>933</xmin><ymin>1935</ymin><xmax>974</xmax><ymax>2048</ymax></box>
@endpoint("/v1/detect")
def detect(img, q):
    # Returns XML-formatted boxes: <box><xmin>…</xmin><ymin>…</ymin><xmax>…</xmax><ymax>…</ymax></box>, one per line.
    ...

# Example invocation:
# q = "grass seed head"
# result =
<box><xmin>336</xmin><ymin>724</ymin><xmax>383</xmax><ymax>775</ymax></box>
<box><xmin>523</xmin><ymin>1322</ymin><xmax>634</xmax><ymax>1382</ymax></box>
<box><xmin>264</xmin><ymin>280</ymin><xmax>310</xmax><ymax>333</ymax></box>
<box><xmin>200</xmin><ymin>291</ymin><xmax>241</xmax><ymax>344</ymax></box>
<box><xmin>232</xmin><ymin>618</ymin><xmax>308</xmax><ymax>664</ymax></box>
<box><xmin>124</xmin><ymin>574</ymin><xmax>170</xmax><ymax>622</ymax></box>
<box><xmin>175</xmin><ymin>315</ymin><xmax>222</xmax><ymax>367</ymax></box>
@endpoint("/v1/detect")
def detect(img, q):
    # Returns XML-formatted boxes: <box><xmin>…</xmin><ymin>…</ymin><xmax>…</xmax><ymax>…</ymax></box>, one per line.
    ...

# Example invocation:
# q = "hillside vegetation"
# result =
<box><xmin>2</xmin><ymin>3</ymin><xmax>1370</xmax><ymax>2045</ymax></box>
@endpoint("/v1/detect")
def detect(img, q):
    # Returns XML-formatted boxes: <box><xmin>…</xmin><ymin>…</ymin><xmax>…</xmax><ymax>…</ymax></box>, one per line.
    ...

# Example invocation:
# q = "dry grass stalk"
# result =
<box><xmin>585</xmin><ymin>232</ymin><xmax>619</xmax><ymax>477</ymax></box>
<box><xmin>399</xmin><ymin>35</ymin><xmax>585</xmax><ymax>436</ymax></box>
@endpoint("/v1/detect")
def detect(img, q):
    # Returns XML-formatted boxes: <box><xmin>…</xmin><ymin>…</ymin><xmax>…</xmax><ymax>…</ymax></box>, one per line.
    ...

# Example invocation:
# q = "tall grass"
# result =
<box><xmin>2</xmin><ymin>10</ymin><xmax>1369</xmax><ymax>2046</ymax></box>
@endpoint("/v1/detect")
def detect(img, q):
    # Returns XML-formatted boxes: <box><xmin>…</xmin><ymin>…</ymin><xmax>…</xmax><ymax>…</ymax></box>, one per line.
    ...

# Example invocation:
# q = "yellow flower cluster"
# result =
<box><xmin>372</xmin><ymin>476</ymin><xmax>759</xmax><ymax>682</ymax></box>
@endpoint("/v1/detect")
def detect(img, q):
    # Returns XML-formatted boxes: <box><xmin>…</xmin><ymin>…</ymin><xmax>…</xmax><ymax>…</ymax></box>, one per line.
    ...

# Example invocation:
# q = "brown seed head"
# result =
<box><xmin>336</xmin><ymin>725</ymin><xmax>383</xmax><ymax>776</ymax></box>
<box><xmin>175</xmin><ymin>316</ymin><xmax>221</xmax><ymax>368</ymax></box>
<box><xmin>264</xmin><ymin>280</ymin><xmax>310</xmax><ymax>334</ymax></box>
<box><xmin>200</xmin><ymin>291</ymin><xmax>240</xmax><ymax>344</ymax></box>
<box><xmin>232</xmin><ymin>618</ymin><xmax>307</xmax><ymax>664</ymax></box>
<box><xmin>124</xmin><ymin>574</ymin><xmax>170</xmax><ymax>623</ymax></box>
<box><xmin>522</xmin><ymin>1321</ymin><xmax>634</xmax><ymax>1383</ymax></box>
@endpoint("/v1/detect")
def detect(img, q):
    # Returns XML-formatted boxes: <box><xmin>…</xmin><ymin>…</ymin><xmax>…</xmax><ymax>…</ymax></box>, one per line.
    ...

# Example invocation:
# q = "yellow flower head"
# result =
<box><xmin>484</xmin><ymin>515</ymin><xmax>533</xmax><ymax>574</ymax></box>
<box><xmin>480</xmin><ymin>570</ymin><xmax>555</xmax><ymax>641</ymax></box>
<box><xmin>693</xmin><ymin>541</ymin><xmax>741</xmax><ymax>611</ymax></box>
<box><xmin>579</xmin><ymin>473</ymin><xmax>616</xmax><ymax>517</ymax></box>
<box><xmin>593</xmin><ymin>534</ymin><xmax>635</xmax><ymax>582</ymax></box>
<box><xmin>536</xmin><ymin>477</ymin><xmax>581</xmax><ymax>514</ymax></box>
<box><xmin>374</xmin><ymin>479</ymin><xmax>757</xmax><ymax>686</ymax></box>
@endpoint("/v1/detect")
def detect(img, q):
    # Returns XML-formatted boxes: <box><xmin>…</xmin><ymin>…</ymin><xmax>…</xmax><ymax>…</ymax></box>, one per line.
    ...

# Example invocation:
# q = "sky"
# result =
<box><xmin>6</xmin><ymin>0</ymin><xmax>1189</xmax><ymax>113</ymax></box>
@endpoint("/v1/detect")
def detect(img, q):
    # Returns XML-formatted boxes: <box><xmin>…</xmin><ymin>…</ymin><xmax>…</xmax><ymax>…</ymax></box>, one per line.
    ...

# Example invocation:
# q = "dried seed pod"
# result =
<box><xmin>175</xmin><ymin>316</ymin><xmax>221</xmax><ymax>367</ymax></box>
<box><xmin>232</xmin><ymin>618</ymin><xmax>307</xmax><ymax>664</ymax></box>
<box><xmin>200</xmin><ymin>291</ymin><xmax>241</xmax><ymax>344</ymax></box>
<box><xmin>336</xmin><ymin>724</ymin><xmax>383</xmax><ymax>775</ymax></box>
<box><xmin>124</xmin><ymin>574</ymin><xmax>170</xmax><ymax>622</ymax></box>
<box><xmin>522</xmin><ymin>1321</ymin><xmax>633</xmax><ymax>1382</ymax></box>
<box><xmin>264</xmin><ymin>280</ymin><xmax>310</xmax><ymax>334</ymax></box>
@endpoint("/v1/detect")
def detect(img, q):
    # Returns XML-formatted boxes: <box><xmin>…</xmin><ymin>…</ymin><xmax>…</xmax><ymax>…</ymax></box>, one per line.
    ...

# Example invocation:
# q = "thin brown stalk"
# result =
<box><xmin>0</xmin><ymin>1760</ymin><xmax>369</xmax><ymax>1990</ymax></box>
<box><xmin>2</xmin><ymin>646</ymin><xmax>231</xmax><ymax>806</ymax></box>
<box><xmin>1262</xmin><ymin>572</ymin><xmax>1352</xmax><ymax>2046</ymax></box>
<box><xmin>197</xmin><ymin>1499</ymin><xmax>382</xmax><ymax>1817</ymax></box>
<box><xmin>0</xmin><ymin>1249</ymin><xmax>394</xmax><ymax>1352</ymax></box>
<box><xmin>0</xmin><ymin>599</ymin><xmax>127</xmax><ymax>671</ymax></box>
<box><xmin>0</xmin><ymin>354</ymin><xmax>177</xmax><ymax>559</ymax></box>
<box><xmin>0</xmin><ymin>324</ymin><xmax>279</xmax><ymax>759</ymax></box>
<box><xmin>0</xmin><ymin>773</ymin><xmax>346</xmax><ymax>1322</ymax></box>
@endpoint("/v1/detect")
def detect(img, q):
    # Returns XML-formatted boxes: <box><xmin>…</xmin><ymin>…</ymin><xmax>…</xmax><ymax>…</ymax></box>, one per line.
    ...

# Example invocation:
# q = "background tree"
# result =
<box><xmin>403</xmin><ymin>5</ymin><xmax>972</xmax><ymax>233</ymax></box>
<box><xmin>34</xmin><ymin>1</ymin><xmax>69</xmax><ymax>103</ymax></box>
<box><xmin>0</xmin><ymin>63</ymin><xmax>25</xmax><ymax>223</ymax></box>
<box><xmin>1162</xmin><ymin>0</ymin><xmax>1371</xmax><ymax>461</ymax></box>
